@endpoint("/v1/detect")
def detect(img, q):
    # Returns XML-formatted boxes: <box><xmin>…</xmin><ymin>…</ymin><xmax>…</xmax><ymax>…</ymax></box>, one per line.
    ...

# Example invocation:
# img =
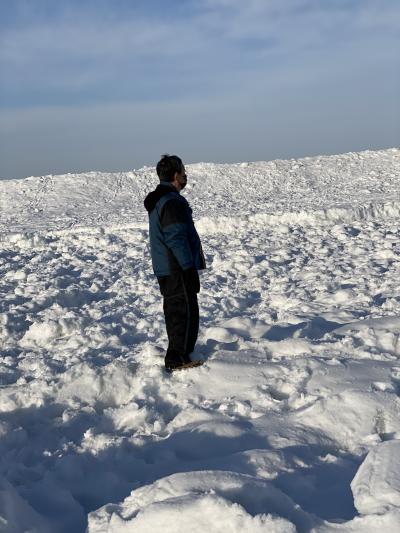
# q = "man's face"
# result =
<box><xmin>176</xmin><ymin>165</ymin><xmax>187</xmax><ymax>190</ymax></box>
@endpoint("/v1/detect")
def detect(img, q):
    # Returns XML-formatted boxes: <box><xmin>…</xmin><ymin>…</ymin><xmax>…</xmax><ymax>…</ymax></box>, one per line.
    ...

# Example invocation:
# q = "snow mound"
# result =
<box><xmin>351</xmin><ymin>440</ymin><xmax>400</xmax><ymax>515</ymax></box>
<box><xmin>331</xmin><ymin>316</ymin><xmax>400</xmax><ymax>357</ymax></box>
<box><xmin>204</xmin><ymin>326</ymin><xmax>238</xmax><ymax>343</ymax></box>
<box><xmin>57</xmin><ymin>360</ymin><xmax>139</xmax><ymax>408</ymax></box>
<box><xmin>1</xmin><ymin>148</ymin><xmax>399</xmax><ymax>235</ymax></box>
<box><xmin>88</xmin><ymin>470</ymin><xmax>301</xmax><ymax>532</ymax></box>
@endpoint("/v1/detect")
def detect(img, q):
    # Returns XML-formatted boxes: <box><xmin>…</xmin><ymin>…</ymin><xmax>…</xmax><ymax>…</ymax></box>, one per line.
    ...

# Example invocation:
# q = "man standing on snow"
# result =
<box><xmin>144</xmin><ymin>154</ymin><xmax>206</xmax><ymax>372</ymax></box>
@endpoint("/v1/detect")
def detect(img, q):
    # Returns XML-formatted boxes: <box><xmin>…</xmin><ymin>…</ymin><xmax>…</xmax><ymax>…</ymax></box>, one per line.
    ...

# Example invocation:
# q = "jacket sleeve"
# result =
<box><xmin>160</xmin><ymin>199</ymin><xmax>194</xmax><ymax>270</ymax></box>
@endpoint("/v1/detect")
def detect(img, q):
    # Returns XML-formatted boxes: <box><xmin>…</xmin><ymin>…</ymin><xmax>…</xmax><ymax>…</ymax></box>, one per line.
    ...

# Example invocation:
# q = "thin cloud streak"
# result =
<box><xmin>1</xmin><ymin>0</ymin><xmax>398</xmax><ymax>104</ymax></box>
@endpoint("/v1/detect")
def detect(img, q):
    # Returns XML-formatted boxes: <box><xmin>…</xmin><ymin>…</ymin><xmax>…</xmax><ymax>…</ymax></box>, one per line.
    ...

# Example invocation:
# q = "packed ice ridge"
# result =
<box><xmin>0</xmin><ymin>148</ymin><xmax>400</xmax><ymax>532</ymax></box>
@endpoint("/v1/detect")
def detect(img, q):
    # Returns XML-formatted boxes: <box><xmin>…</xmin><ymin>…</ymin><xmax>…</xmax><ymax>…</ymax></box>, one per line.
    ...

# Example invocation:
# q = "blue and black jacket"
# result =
<box><xmin>144</xmin><ymin>182</ymin><xmax>206</xmax><ymax>278</ymax></box>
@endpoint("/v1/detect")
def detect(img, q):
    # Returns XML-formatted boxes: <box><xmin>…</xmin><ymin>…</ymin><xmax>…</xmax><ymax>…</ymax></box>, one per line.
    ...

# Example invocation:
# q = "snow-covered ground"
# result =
<box><xmin>1</xmin><ymin>148</ymin><xmax>400</xmax><ymax>532</ymax></box>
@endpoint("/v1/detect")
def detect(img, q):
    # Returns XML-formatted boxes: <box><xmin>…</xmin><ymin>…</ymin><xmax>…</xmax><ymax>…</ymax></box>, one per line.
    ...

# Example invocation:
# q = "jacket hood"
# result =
<box><xmin>144</xmin><ymin>183</ymin><xmax>178</xmax><ymax>213</ymax></box>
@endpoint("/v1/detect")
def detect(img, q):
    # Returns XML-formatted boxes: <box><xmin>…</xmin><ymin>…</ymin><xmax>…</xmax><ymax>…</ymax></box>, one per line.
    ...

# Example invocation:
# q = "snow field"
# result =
<box><xmin>1</xmin><ymin>148</ymin><xmax>399</xmax><ymax>236</ymax></box>
<box><xmin>0</xmin><ymin>148</ymin><xmax>400</xmax><ymax>531</ymax></box>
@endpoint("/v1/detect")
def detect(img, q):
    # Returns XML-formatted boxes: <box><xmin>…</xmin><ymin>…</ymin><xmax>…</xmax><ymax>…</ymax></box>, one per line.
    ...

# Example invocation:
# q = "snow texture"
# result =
<box><xmin>1</xmin><ymin>148</ymin><xmax>400</xmax><ymax>532</ymax></box>
<box><xmin>351</xmin><ymin>440</ymin><xmax>400</xmax><ymax>514</ymax></box>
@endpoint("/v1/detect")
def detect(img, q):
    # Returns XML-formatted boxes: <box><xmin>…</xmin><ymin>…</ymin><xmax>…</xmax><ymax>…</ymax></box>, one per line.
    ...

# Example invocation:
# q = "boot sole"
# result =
<box><xmin>165</xmin><ymin>360</ymin><xmax>204</xmax><ymax>373</ymax></box>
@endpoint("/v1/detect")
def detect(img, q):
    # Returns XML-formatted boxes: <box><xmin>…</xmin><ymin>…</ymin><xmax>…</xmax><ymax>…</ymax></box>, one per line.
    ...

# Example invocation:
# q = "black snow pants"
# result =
<box><xmin>157</xmin><ymin>269</ymin><xmax>200</xmax><ymax>367</ymax></box>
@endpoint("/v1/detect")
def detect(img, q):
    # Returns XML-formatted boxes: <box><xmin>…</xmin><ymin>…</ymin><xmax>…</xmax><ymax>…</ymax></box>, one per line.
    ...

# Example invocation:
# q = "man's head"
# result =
<box><xmin>156</xmin><ymin>154</ymin><xmax>187</xmax><ymax>191</ymax></box>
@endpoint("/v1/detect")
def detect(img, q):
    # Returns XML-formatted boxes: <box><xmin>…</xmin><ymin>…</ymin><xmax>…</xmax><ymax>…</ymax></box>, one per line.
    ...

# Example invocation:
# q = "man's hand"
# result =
<box><xmin>182</xmin><ymin>266</ymin><xmax>200</xmax><ymax>293</ymax></box>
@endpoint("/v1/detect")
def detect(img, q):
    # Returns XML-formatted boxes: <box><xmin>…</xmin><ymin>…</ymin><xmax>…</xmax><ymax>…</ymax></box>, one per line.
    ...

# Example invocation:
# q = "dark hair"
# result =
<box><xmin>156</xmin><ymin>154</ymin><xmax>183</xmax><ymax>182</ymax></box>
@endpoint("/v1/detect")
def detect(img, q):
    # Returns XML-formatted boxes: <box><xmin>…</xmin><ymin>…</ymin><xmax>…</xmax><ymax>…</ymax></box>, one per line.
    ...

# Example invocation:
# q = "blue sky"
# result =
<box><xmin>0</xmin><ymin>0</ymin><xmax>399</xmax><ymax>178</ymax></box>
